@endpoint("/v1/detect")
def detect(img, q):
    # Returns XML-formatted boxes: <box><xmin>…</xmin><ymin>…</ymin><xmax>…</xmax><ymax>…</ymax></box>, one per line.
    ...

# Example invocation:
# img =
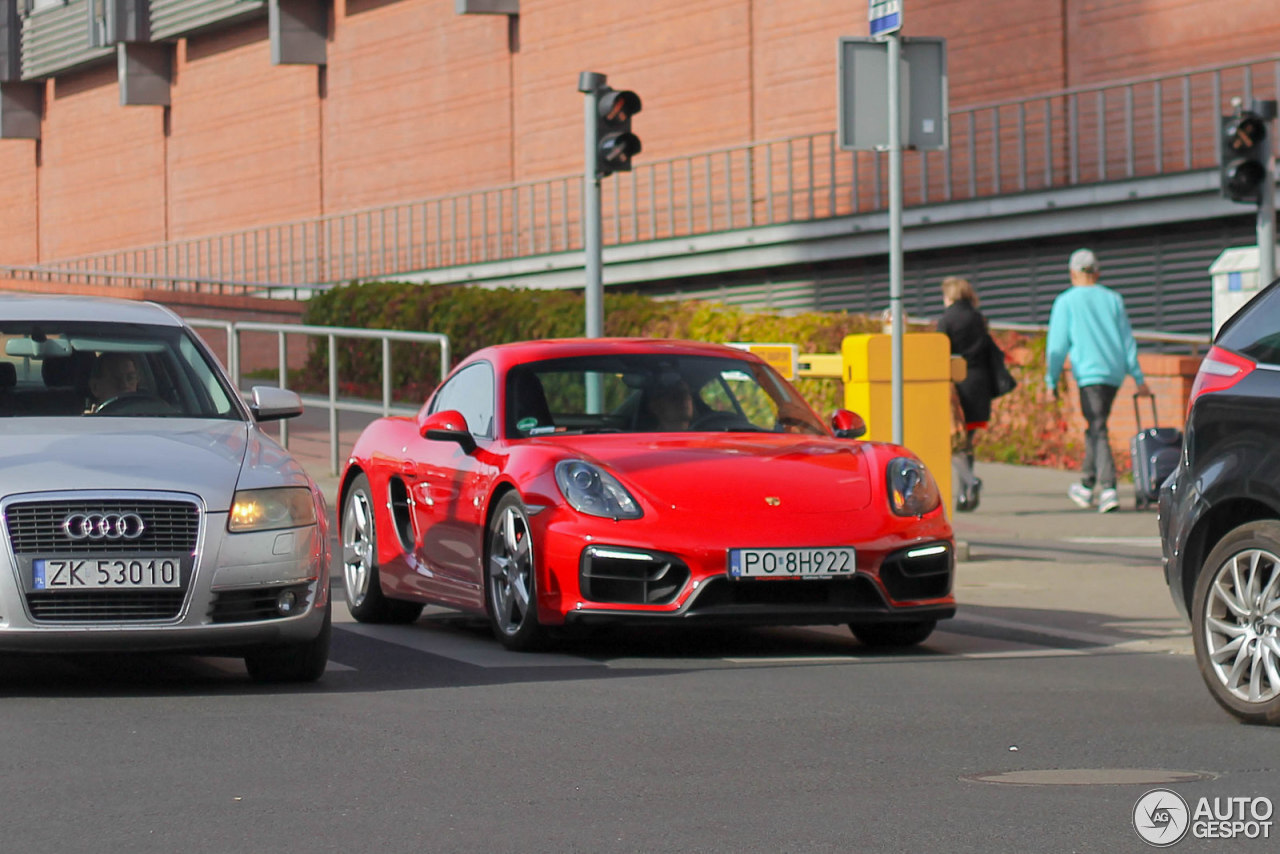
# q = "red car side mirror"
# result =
<box><xmin>830</xmin><ymin>409</ymin><xmax>867</xmax><ymax>440</ymax></box>
<box><xmin>418</xmin><ymin>409</ymin><xmax>477</xmax><ymax>453</ymax></box>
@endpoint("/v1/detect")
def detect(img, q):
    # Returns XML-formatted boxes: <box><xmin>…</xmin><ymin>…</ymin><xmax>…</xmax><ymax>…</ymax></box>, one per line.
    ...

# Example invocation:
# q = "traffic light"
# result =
<box><xmin>595</xmin><ymin>87</ymin><xmax>641</xmax><ymax>177</ymax></box>
<box><xmin>1220</xmin><ymin>109</ymin><xmax>1269</xmax><ymax>204</ymax></box>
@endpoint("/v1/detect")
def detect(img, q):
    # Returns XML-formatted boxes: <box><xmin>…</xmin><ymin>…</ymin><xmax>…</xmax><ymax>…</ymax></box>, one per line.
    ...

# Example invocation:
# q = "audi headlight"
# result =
<box><xmin>887</xmin><ymin>457</ymin><xmax>941</xmax><ymax>517</ymax></box>
<box><xmin>228</xmin><ymin>487</ymin><xmax>318</xmax><ymax>532</ymax></box>
<box><xmin>554</xmin><ymin>460</ymin><xmax>642</xmax><ymax>520</ymax></box>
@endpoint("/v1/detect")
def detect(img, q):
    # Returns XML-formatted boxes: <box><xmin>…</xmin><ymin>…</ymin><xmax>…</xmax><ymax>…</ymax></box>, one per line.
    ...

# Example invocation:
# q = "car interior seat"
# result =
<box><xmin>0</xmin><ymin>362</ymin><xmax>16</xmax><ymax>415</ymax></box>
<box><xmin>506</xmin><ymin>370</ymin><xmax>554</xmax><ymax>436</ymax></box>
<box><xmin>33</xmin><ymin>352</ymin><xmax>94</xmax><ymax>415</ymax></box>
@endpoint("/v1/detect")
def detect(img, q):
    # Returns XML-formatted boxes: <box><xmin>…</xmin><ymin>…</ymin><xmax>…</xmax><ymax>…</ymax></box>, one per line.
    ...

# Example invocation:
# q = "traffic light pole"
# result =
<box><xmin>886</xmin><ymin>32</ymin><xmax>905</xmax><ymax>446</ymax></box>
<box><xmin>1260</xmin><ymin>148</ymin><xmax>1276</xmax><ymax>286</ymax></box>
<box><xmin>579</xmin><ymin>71</ymin><xmax>605</xmax><ymax>341</ymax></box>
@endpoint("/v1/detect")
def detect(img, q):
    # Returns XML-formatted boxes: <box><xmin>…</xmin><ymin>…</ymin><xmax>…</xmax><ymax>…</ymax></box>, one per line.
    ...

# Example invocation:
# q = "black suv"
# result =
<box><xmin>1160</xmin><ymin>278</ymin><xmax>1280</xmax><ymax>725</ymax></box>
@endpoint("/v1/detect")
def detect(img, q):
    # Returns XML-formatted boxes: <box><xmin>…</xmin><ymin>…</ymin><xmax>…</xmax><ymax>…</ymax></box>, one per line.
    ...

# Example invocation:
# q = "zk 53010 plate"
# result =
<box><xmin>33</xmin><ymin>558</ymin><xmax>182</xmax><ymax>590</ymax></box>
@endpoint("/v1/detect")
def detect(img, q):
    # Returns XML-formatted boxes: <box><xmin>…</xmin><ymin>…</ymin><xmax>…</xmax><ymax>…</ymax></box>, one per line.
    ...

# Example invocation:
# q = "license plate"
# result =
<box><xmin>33</xmin><ymin>558</ymin><xmax>182</xmax><ymax>590</ymax></box>
<box><xmin>727</xmin><ymin>547</ymin><xmax>856</xmax><ymax>579</ymax></box>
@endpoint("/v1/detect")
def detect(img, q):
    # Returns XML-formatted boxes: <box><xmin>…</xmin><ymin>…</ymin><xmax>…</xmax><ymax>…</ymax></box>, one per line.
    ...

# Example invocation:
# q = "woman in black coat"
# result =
<box><xmin>936</xmin><ymin>276</ymin><xmax>993</xmax><ymax>511</ymax></box>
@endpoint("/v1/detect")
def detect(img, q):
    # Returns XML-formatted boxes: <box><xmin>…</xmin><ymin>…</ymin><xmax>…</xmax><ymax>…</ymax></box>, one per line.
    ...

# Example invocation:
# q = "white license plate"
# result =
<box><xmin>33</xmin><ymin>558</ymin><xmax>182</xmax><ymax>591</ymax></box>
<box><xmin>728</xmin><ymin>547</ymin><xmax>856</xmax><ymax>579</ymax></box>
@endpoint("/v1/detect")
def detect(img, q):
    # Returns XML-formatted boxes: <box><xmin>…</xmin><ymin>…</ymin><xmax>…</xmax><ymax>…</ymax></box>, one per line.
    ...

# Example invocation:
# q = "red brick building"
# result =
<box><xmin>2</xmin><ymin>0</ymin><xmax>1278</xmax><ymax>271</ymax></box>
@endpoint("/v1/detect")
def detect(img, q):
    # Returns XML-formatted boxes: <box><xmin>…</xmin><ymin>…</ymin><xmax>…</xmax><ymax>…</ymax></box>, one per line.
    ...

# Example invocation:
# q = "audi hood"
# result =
<box><xmin>0</xmin><ymin>419</ymin><xmax>311</xmax><ymax>508</ymax></box>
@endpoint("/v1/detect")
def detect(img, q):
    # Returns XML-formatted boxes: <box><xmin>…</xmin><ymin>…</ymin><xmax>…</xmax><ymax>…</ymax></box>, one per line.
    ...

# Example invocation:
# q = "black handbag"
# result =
<box><xmin>987</xmin><ymin>335</ymin><xmax>1017</xmax><ymax>398</ymax></box>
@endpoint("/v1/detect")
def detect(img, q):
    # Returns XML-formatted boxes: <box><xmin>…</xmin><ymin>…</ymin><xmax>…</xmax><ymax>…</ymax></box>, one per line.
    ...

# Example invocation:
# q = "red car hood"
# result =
<box><xmin>547</xmin><ymin>434</ymin><xmax>875</xmax><ymax>513</ymax></box>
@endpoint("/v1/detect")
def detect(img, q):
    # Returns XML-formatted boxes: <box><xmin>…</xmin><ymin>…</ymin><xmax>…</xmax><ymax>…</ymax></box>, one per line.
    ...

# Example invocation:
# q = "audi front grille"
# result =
<box><xmin>5</xmin><ymin>500</ymin><xmax>200</xmax><ymax>555</ymax></box>
<box><xmin>26</xmin><ymin>590</ymin><xmax>187</xmax><ymax>622</ymax></box>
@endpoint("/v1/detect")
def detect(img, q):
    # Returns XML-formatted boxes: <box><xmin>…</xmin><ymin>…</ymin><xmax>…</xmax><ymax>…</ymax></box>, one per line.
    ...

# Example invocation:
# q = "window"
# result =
<box><xmin>429</xmin><ymin>362</ymin><xmax>495</xmax><ymax>438</ymax></box>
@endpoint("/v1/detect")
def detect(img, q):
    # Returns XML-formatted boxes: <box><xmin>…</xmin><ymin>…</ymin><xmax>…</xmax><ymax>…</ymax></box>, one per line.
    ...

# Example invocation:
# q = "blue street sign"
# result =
<box><xmin>869</xmin><ymin>0</ymin><xmax>902</xmax><ymax>37</ymax></box>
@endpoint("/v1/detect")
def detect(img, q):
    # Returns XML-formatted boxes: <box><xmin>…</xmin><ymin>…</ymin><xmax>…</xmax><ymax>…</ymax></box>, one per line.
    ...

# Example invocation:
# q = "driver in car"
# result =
<box><xmin>89</xmin><ymin>352</ymin><xmax>140</xmax><ymax>412</ymax></box>
<box><xmin>642</xmin><ymin>376</ymin><xmax>694</xmax><ymax>431</ymax></box>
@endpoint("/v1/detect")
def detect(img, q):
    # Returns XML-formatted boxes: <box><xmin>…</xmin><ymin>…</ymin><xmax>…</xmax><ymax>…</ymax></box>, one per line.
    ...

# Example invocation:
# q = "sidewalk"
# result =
<box><xmin>951</xmin><ymin>461</ymin><xmax>1190</xmax><ymax>652</ymax></box>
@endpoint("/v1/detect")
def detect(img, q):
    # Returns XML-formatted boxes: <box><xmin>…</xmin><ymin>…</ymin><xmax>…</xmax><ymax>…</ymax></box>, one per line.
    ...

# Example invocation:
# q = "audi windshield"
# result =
<box><xmin>0</xmin><ymin>321</ymin><xmax>241</xmax><ymax>419</ymax></box>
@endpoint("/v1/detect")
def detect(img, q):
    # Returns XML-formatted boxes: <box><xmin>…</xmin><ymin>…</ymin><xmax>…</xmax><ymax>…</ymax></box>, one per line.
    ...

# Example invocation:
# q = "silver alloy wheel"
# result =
<box><xmin>342</xmin><ymin>487</ymin><xmax>375</xmax><ymax>608</ymax></box>
<box><xmin>489</xmin><ymin>504</ymin><xmax>533</xmax><ymax>635</ymax></box>
<box><xmin>1204</xmin><ymin>547</ymin><xmax>1280</xmax><ymax>704</ymax></box>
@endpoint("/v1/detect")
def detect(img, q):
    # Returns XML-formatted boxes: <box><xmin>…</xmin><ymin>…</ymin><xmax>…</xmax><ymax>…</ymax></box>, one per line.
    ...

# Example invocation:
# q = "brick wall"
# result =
<box><xmin>0</xmin><ymin>140</ymin><xmax>38</xmax><ymax>264</ymax></box>
<box><xmin>169</xmin><ymin>21</ymin><xmax>324</xmax><ymax>237</ymax></box>
<box><xmin>38</xmin><ymin>67</ymin><xmax>168</xmax><ymax>259</ymax></box>
<box><xmin>2</xmin><ymin>0</ymin><xmax>1279</xmax><ymax>270</ymax></box>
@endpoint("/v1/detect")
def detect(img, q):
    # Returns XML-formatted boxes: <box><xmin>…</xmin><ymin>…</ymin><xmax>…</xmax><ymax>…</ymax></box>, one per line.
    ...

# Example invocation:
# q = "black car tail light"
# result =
<box><xmin>1187</xmin><ymin>346</ymin><xmax>1256</xmax><ymax>415</ymax></box>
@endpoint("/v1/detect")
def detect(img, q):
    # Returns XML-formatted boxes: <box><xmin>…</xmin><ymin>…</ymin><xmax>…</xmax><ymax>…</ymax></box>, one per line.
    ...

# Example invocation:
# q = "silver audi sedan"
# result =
<box><xmin>0</xmin><ymin>293</ymin><xmax>330</xmax><ymax>681</ymax></box>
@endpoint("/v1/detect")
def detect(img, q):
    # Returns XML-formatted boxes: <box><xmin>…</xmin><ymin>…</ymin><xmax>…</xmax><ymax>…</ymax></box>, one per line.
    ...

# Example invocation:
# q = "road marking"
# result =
<box><xmin>1061</xmin><ymin>536</ymin><xmax>1162</xmax><ymax>547</ymax></box>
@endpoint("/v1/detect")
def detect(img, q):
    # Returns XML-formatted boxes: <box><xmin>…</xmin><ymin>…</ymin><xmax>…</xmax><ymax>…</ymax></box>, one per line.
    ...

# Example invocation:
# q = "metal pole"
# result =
<box><xmin>579</xmin><ymin>71</ymin><xmax>605</xmax><ymax>340</ymax></box>
<box><xmin>1259</xmin><ymin>104</ymin><xmax>1278</xmax><ymax>287</ymax></box>
<box><xmin>1261</xmin><ymin>152</ymin><xmax>1276</xmax><ymax>286</ymax></box>
<box><xmin>887</xmin><ymin>33</ymin><xmax>905</xmax><ymax>446</ymax></box>
<box><xmin>579</xmin><ymin>71</ymin><xmax>606</xmax><ymax>414</ymax></box>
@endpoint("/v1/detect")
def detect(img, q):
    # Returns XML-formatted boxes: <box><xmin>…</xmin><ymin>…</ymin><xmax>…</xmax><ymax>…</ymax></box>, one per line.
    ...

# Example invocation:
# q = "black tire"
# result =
<box><xmin>1191</xmin><ymin>520</ymin><xmax>1280</xmax><ymax>726</ymax></box>
<box><xmin>485</xmin><ymin>491</ymin><xmax>546</xmax><ymax>651</ymax></box>
<box><xmin>849</xmin><ymin>619</ymin><xmax>937</xmax><ymax>648</ymax></box>
<box><xmin>244</xmin><ymin>599</ymin><xmax>332</xmax><ymax>683</ymax></box>
<box><xmin>340</xmin><ymin>473</ymin><xmax>424</xmax><ymax>625</ymax></box>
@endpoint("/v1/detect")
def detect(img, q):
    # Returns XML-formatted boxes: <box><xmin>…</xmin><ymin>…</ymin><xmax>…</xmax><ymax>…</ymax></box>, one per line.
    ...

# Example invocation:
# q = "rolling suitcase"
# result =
<box><xmin>1130</xmin><ymin>394</ymin><xmax>1182</xmax><ymax>510</ymax></box>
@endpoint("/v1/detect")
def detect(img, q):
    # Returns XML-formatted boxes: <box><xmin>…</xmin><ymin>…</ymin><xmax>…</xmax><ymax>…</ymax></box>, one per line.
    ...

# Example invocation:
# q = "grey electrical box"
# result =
<box><xmin>455</xmin><ymin>0</ymin><xmax>518</xmax><ymax>14</ymax></box>
<box><xmin>0</xmin><ymin>81</ymin><xmax>41</xmax><ymax>139</ymax></box>
<box><xmin>838</xmin><ymin>36</ymin><xmax>947</xmax><ymax>151</ymax></box>
<box><xmin>271</xmin><ymin>0</ymin><xmax>327</xmax><ymax>66</ymax></box>
<box><xmin>118</xmin><ymin>41</ymin><xmax>170</xmax><ymax>106</ymax></box>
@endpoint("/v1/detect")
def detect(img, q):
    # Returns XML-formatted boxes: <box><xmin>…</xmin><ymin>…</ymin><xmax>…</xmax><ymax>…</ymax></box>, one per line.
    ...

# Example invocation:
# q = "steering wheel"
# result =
<box><xmin>93</xmin><ymin>391</ymin><xmax>173</xmax><ymax>416</ymax></box>
<box><xmin>689</xmin><ymin>411</ymin><xmax>753</xmax><ymax>431</ymax></box>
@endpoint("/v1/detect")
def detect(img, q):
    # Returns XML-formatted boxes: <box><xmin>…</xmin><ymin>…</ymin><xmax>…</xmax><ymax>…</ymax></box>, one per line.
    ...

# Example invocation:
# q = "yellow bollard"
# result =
<box><xmin>841</xmin><ymin>333</ymin><xmax>956</xmax><ymax>518</ymax></box>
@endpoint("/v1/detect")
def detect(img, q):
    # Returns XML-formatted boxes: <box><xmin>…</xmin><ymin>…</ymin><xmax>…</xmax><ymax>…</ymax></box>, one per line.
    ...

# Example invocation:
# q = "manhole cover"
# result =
<box><xmin>963</xmin><ymin>769</ymin><xmax>1218</xmax><ymax>786</ymax></box>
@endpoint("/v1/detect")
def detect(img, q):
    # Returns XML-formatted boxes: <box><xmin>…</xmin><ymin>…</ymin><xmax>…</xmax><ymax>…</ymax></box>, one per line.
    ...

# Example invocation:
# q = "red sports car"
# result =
<box><xmin>338</xmin><ymin>338</ymin><xmax>955</xmax><ymax>650</ymax></box>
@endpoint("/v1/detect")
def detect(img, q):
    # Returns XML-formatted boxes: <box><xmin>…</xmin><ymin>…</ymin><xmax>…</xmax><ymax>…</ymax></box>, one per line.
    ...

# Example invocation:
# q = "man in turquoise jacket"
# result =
<box><xmin>1045</xmin><ymin>249</ymin><xmax>1151</xmax><ymax>513</ymax></box>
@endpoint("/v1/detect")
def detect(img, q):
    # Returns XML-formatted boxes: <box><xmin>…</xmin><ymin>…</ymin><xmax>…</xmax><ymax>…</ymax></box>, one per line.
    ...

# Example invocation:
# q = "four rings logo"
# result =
<box><xmin>61</xmin><ymin>512</ymin><xmax>147</xmax><ymax>541</ymax></box>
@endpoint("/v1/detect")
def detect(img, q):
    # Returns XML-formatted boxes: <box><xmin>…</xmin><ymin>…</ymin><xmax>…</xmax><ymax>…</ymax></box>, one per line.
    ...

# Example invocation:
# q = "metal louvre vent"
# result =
<box><xmin>5</xmin><ymin>500</ymin><xmax>200</xmax><ymax>555</ymax></box>
<box><xmin>26</xmin><ymin>590</ymin><xmax>186</xmax><ymax>622</ymax></box>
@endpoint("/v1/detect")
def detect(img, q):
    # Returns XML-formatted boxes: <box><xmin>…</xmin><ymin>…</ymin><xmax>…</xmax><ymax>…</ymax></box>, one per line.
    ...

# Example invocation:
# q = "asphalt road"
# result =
<box><xmin>1</xmin><ymin>452</ymin><xmax>1275</xmax><ymax>853</ymax></box>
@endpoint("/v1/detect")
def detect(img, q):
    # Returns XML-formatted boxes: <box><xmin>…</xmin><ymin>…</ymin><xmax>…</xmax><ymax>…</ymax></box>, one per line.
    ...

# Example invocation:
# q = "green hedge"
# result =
<box><xmin>297</xmin><ymin>280</ymin><xmax>1083</xmax><ymax>471</ymax></box>
<box><xmin>297</xmin><ymin>280</ymin><xmax>880</xmax><ymax>414</ymax></box>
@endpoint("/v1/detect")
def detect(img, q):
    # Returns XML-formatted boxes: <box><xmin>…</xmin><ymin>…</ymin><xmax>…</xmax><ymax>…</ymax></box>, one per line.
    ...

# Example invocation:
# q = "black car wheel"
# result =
<box><xmin>485</xmin><ymin>491</ymin><xmax>546</xmax><ymax>651</ymax></box>
<box><xmin>1193</xmin><ymin>520</ymin><xmax>1280</xmax><ymax>725</ymax></box>
<box><xmin>849</xmin><ymin>619</ymin><xmax>936</xmax><ymax>648</ymax></box>
<box><xmin>244</xmin><ymin>599</ymin><xmax>332</xmax><ymax>683</ymax></box>
<box><xmin>340</xmin><ymin>473</ymin><xmax>424</xmax><ymax>624</ymax></box>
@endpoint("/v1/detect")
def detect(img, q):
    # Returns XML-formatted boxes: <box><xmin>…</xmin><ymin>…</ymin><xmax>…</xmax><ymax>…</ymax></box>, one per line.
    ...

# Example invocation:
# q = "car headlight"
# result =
<box><xmin>887</xmin><ymin>457</ymin><xmax>941</xmax><ymax>517</ymax></box>
<box><xmin>554</xmin><ymin>460</ymin><xmax>642</xmax><ymax>520</ymax></box>
<box><xmin>228</xmin><ymin>487</ymin><xmax>318</xmax><ymax>532</ymax></box>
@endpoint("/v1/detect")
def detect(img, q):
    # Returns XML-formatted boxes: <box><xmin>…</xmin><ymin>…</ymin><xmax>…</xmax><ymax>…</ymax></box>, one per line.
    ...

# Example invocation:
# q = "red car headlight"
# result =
<box><xmin>554</xmin><ymin>460</ymin><xmax>643</xmax><ymax>520</ymax></box>
<box><xmin>886</xmin><ymin>457</ymin><xmax>941</xmax><ymax>517</ymax></box>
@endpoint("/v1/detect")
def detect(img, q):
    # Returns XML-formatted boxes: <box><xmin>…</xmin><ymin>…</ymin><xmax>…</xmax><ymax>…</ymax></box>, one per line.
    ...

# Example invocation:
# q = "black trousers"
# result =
<box><xmin>1078</xmin><ymin>384</ymin><xmax>1119</xmax><ymax>490</ymax></box>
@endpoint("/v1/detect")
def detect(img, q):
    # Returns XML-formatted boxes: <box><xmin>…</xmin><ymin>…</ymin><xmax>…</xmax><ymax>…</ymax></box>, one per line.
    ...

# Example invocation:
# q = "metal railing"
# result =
<box><xmin>29</xmin><ymin>54</ymin><xmax>1280</xmax><ymax>293</ymax></box>
<box><xmin>187</xmin><ymin>320</ymin><xmax>451</xmax><ymax>475</ymax></box>
<box><xmin>989</xmin><ymin>320</ymin><xmax>1212</xmax><ymax>357</ymax></box>
<box><xmin>0</xmin><ymin>264</ymin><xmax>328</xmax><ymax>301</ymax></box>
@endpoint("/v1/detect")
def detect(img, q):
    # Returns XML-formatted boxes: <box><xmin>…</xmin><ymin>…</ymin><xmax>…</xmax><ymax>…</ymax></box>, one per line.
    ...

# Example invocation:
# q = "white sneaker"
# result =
<box><xmin>1067</xmin><ymin>483</ymin><xmax>1094</xmax><ymax>509</ymax></box>
<box><xmin>1098</xmin><ymin>488</ymin><xmax>1119</xmax><ymax>513</ymax></box>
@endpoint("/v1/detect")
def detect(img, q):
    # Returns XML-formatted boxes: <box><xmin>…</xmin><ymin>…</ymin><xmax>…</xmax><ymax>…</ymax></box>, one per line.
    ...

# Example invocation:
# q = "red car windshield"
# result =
<box><xmin>504</xmin><ymin>353</ymin><xmax>827</xmax><ymax>438</ymax></box>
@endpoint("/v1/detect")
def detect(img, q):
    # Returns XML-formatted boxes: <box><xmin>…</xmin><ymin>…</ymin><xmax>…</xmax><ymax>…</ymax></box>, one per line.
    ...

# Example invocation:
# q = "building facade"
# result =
<box><xmin>1</xmin><ymin>0</ymin><xmax>1278</xmax><ymax>334</ymax></box>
